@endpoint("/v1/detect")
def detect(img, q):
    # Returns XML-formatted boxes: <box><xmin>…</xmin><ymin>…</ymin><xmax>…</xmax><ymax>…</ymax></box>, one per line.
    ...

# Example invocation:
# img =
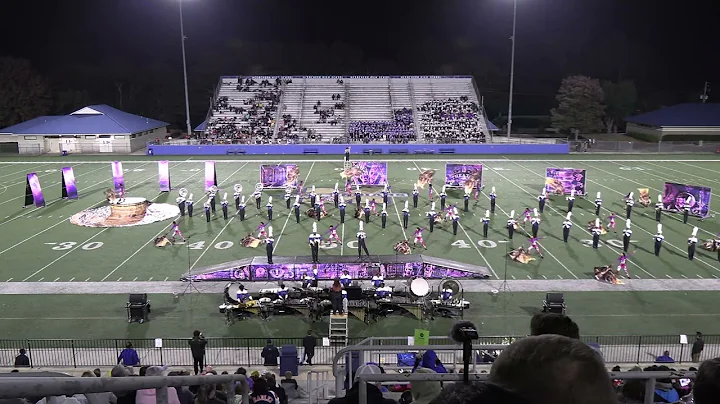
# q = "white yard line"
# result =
<box><xmin>0</xmin><ymin>161</ymin><xmax>160</xmax><ymax>257</ymax></box>
<box><xmin>98</xmin><ymin>163</ymin><xmax>246</xmax><ymax>281</ymax></box>
<box><xmin>340</xmin><ymin>222</ymin><xmax>345</xmax><ymax>255</ymax></box>
<box><xmin>0</xmin><ymin>163</ymin><xmax>111</xmax><ymax>206</ymax></box>
<box><xmin>412</xmin><ymin>162</ymin><xmax>497</xmax><ymax>278</ymax></box>
<box><xmin>273</xmin><ymin>162</ymin><xmax>315</xmax><ymax>253</ymax></box>
<box><xmin>0</xmin><ymin>163</ymin><xmax>54</xmax><ymax>180</ymax></box>
<box><xmin>675</xmin><ymin>161</ymin><xmax>720</xmax><ymax>176</ymax></box>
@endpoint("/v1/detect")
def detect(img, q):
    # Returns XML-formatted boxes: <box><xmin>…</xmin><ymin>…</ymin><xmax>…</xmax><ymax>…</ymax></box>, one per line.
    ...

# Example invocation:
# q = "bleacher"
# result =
<box><xmin>202</xmin><ymin>76</ymin><xmax>490</xmax><ymax>144</ymax></box>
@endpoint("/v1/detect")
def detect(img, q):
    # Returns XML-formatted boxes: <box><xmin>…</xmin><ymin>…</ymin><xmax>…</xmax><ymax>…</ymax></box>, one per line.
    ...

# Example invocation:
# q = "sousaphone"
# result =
<box><xmin>234</xmin><ymin>184</ymin><xmax>243</xmax><ymax>194</ymax></box>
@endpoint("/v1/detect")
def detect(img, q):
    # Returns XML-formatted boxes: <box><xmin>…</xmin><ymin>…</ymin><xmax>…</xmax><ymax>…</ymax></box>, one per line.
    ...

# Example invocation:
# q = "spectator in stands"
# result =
<box><xmin>428</xmin><ymin>381</ymin><xmax>528</xmax><ymax>404</ymax></box>
<box><xmin>111</xmin><ymin>365</ymin><xmax>137</xmax><ymax>404</ymax></box>
<box><xmin>412</xmin><ymin>350</ymin><xmax>447</xmax><ymax>374</ymax></box>
<box><xmin>189</xmin><ymin>330</ymin><xmax>207</xmax><ymax>375</ymax></box>
<box><xmin>641</xmin><ymin>365</ymin><xmax>679</xmax><ymax>403</ymax></box>
<box><xmin>693</xmin><ymin>357</ymin><xmax>720</xmax><ymax>403</ymax></box>
<box><xmin>93</xmin><ymin>369</ymin><xmax>102</xmax><ymax>377</ymax></box>
<box><xmin>261</xmin><ymin>339</ymin><xmax>280</xmax><ymax>366</ymax></box>
<box><xmin>280</xmin><ymin>371</ymin><xmax>298</xmax><ymax>398</ymax></box>
<box><xmin>136</xmin><ymin>366</ymin><xmax>180</xmax><ymax>404</ymax></box>
<box><xmin>410</xmin><ymin>368</ymin><xmax>441</xmax><ymax>404</ymax></box>
<box><xmin>327</xmin><ymin>364</ymin><xmax>396</xmax><ymax>404</ymax></box>
<box><xmin>418</xmin><ymin>98</ymin><xmax>486</xmax><ymax>144</ymax></box>
<box><xmin>489</xmin><ymin>334</ymin><xmax>616</xmax><ymax>404</ymax></box>
<box><xmin>249</xmin><ymin>378</ymin><xmax>278</xmax><ymax>404</ymax></box>
<box><xmin>692</xmin><ymin>332</ymin><xmax>704</xmax><ymax>362</ymax></box>
<box><xmin>194</xmin><ymin>385</ymin><xmax>223</xmax><ymax>404</ymax></box>
<box><xmin>118</xmin><ymin>343</ymin><xmax>140</xmax><ymax>367</ymax></box>
<box><xmin>14</xmin><ymin>349</ymin><xmax>30</xmax><ymax>367</ymax></box>
<box><xmin>235</xmin><ymin>367</ymin><xmax>253</xmax><ymax>391</ymax></box>
<box><xmin>530</xmin><ymin>312</ymin><xmax>580</xmax><ymax>338</ymax></box>
<box><xmin>301</xmin><ymin>330</ymin><xmax>316</xmax><ymax>365</ymax></box>
<box><xmin>264</xmin><ymin>373</ymin><xmax>287</xmax><ymax>404</ymax></box>
<box><xmin>81</xmin><ymin>371</ymin><xmax>117</xmax><ymax>404</ymax></box>
<box><xmin>655</xmin><ymin>350</ymin><xmax>675</xmax><ymax>363</ymax></box>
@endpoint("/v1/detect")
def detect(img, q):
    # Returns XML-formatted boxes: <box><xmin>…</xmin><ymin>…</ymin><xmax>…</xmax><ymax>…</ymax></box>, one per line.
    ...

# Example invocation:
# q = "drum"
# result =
<box><xmin>410</xmin><ymin>278</ymin><xmax>430</xmax><ymax>297</ymax></box>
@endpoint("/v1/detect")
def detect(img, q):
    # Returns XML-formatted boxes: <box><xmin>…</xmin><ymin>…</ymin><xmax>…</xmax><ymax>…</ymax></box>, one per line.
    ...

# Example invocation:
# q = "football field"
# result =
<box><xmin>1</xmin><ymin>154</ymin><xmax>720</xmax><ymax>340</ymax></box>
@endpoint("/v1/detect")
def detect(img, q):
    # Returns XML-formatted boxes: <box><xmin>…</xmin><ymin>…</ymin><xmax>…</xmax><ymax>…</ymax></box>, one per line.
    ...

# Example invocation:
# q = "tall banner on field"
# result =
<box><xmin>24</xmin><ymin>173</ymin><xmax>46</xmax><ymax>208</ymax></box>
<box><xmin>444</xmin><ymin>164</ymin><xmax>483</xmax><ymax>193</ymax></box>
<box><xmin>111</xmin><ymin>162</ymin><xmax>125</xmax><ymax>193</ymax></box>
<box><xmin>61</xmin><ymin>167</ymin><xmax>78</xmax><ymax>199</ymax></box>
<box><xmin>663</xmin><ymin>182</ymin><xmax>712</xmax><ymax>218</ymax></box>
<box><xmin>339</xmin><ymin>162</ymin><xmax>388</xmax><ymax>186</ymax></box>
<box><xmin>204</xmin><ymin>161</ymin><xmax>217</xmax><ymax>191</ymax></box>
<box><xmin>544</xmin><ymin>167</ymin><xmax>587</xmax><ymax>195</ymax></box>
<box><xmin>261</xmin><ymin>164</ymin><xmax>299</xmax><ymax>188</ymax></box>
<box><xmin>158</xmin><ymin>160</ymin><xmax>171</xmax><ymax>192</ymax></box>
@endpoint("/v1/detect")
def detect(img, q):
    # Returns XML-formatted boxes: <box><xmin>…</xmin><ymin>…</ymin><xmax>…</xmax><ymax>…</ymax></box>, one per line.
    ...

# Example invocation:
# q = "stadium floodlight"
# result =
<box><xmin>507</xmin><ymin>0</ymin><xmax>518</xmax><ymax>139</ymax></box>
<box><xmin>178</xmin><ymin>0</ymin><xmax>193</xmax><ymax>138</ymax></box>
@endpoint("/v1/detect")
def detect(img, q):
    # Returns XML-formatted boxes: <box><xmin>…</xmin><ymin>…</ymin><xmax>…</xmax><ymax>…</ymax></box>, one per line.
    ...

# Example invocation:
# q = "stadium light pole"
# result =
<box><xmin>506</xmin><ymin>0</ymin><xmax>517</xmax><ymax>139</ymax></box>
<box><xmin>178</xmin><ymin>0</ymin><xmax>193</xmax><ymax>137</ymax></box>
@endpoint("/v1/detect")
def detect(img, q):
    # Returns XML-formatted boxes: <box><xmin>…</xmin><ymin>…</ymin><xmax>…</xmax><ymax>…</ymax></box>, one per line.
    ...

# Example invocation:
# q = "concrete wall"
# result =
<box><xmin>147</xmin><ymin>143</ymin><xmax>569</xmax><ymax>156</ymax></box>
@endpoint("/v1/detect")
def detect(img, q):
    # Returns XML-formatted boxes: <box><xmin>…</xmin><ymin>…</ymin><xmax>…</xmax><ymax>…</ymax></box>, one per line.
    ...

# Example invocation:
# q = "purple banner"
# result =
<box><xmin>204</xmin><ymin>161</ymin><xmax>217</xmax><ymax>191</ymax></box>
<box><xmin>340</xmin><ymin>161</ymin><xmax>388</xmax><ymax>186</ymax></box>
<box><xmin>444</xmin><ymin>164</ymin><xmax>483</xmax><ymax>192</ymax></box>
<box><xmin>111</xmin><ymin>162</ymin><xmax>125</xmax><ymax>194</ymax></box>
<box><xmin>158</xmin><ymin>160</ymin><xmax>171</xmax><ymax>192</ymax></box>
<box><xmin>544</xmin><ymin>167</ymin><xmax>586</xmax><ymax>195</ymax></box>
<box><xmin>191</xmin><ymin>262</ymin><xmax>487</xmax><ymax>281</ymax></box>
<box><xmin>261</xmin><ymin>164</ymin><xmax>300</xmax><ymax>188</ymax></box>
<box><xmin>663</xmin><ymin>182</ymin><xmax>712</xmax><ymax>218</ymax></box>
<box><xmin>27</xmin><ymin>173</ymin><xmax>45</xmax><ymax>208</ymax></box>
<box><xmin>61</xmin><ymin>167</ymin><xmax>78</xmax><ymax>199</ymax></box>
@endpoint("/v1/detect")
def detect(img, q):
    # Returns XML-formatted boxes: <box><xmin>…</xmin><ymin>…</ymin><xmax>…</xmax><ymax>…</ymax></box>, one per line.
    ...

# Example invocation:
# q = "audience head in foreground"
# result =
<box><xmin>428</xmin><ymin>381</ymin><xmax>531</xmax><ymax>404</ymax></box>
<box><xmin>530</xmin><ymin>312</ymin><xmax>580</xmax><ymax>339</ymax></box>
<box><xmin>489</xmin><ymin>334</ymin><xmax>617</xmax><ymax>404</ymax></box>
<box><xmin>694</xmin><ymin>357</ymin><xmax>720</xmax><ymax>404</ymax></box>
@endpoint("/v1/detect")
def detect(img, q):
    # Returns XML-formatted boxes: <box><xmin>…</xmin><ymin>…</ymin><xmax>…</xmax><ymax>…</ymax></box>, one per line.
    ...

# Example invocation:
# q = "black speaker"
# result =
<box><xmin>543</xmin><ymin>292</ymin><xmax>566</xmax><ymax>314</ymax></box>
<box><xmin>129</xmin><ymin>294</ymin><xmax>148</xmax><ymax>305</ymax></box>
<box><xmin>546</xmin><ymin>293</ymin><xmax>564</xmax><ymax>305</ymax></box>
<box><xmin>344</xmin><ymin>286</ymin><xmax>363</xmax><ymax>301</ymax></box>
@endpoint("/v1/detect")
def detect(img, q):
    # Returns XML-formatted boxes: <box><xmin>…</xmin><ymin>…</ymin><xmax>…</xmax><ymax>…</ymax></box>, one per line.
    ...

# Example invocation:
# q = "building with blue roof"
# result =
<box><xmin>625</xmin><ymin>103</ymin><xmax>720</xmax><ymax>141</ymax></box>
<box><xmin>0</xmin><ymin>105</ymin><xmax>168</xmax><ymax>154</ymax></box>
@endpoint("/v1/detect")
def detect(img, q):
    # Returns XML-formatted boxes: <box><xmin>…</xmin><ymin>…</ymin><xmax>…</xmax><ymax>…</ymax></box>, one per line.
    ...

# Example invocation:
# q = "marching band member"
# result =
<box><xmin>293</xmin><ymin>195</ymin><xmax>301</xmax><ymax>223</ymax></box>
<box><xmin>427</xmin><ymin>202</ymin><xmax>437</xmax><ymax>233</ymax></box>
<box><xmin>186</xmin><ymin>193</ymin><xmax>194</xmax><ymax>217</ymax></box>
<box><xmin>566</xmin><ymin>189</ymin><xmax>575</xmax><ymax>213</ymax></box>
<box><xmin>538</xmin><ymin>188</ymin><xmax>547</xmax><ymax>213</ymax></box>
<box><xmin>204</xmin><ymin>199</ymin><xmax>211</xmax><ymax>223</ymax></box>
<box><xmin>236</xmin><ymin>284</ymin><xmax>251</xmax><ymax>303</ymax></box>
<box><xmin>444</xmin><ymin>204</ymin><xmax>455</xmax><ymax>221</ymax></box>
<box><xmin>523</xmin><ymin>207</ymin><xmax>532</xmax><ymax>227</ymax></box>
<box><xmin>412</xmin><ymin>184</ymin><xmax>419</xmax><ymax>208</ymax></box>
<box><xmin>345</xmin><ymin>179</ymin><xmax>352</xmax><ymax>196</ymax></box>
<box><xmin>333</xmin><ymin>182</ymin><xmax>340</xmax><ymax>208</ymax></box>
<box><xmin>314</xmin><ymin>199</ymin><xmax>322</xmax><ymax>221</ymax></box>
<box><xmin>683</xmin><ymin>196</ymin><xmax>692</xmax><ymax>224</ymax></box>
<box><xmin>340</xmin><ymin>270</ymin><xmax>352</xmax><ymax>287</ymax></box>
<box><xmin>382</xmin><ymin>183</ymin><xmax>389</xmax><ymax>205</ymax></box>
<box><xmin>562</xmin><ymin>212</ymin><xmax>572</xmax><ymax>243</ymax></box>
<box><xmin>653</xmin><ymin>223</ymin><xmax>664</xmax><ymax>257</ymax></box>
<box><xmin>221</xmin><ymin>193</ymin><xmax>229</xmax><ymax>220</ymax></box>
<box><xmin>354</xmin><ymin>184</ymin><xmax>362</xmax><ymax>207</ymax></box>
<box><xmin>309</xmin><ymin>222</ymin><xmax>322</xmax><ymax>263</ymax></box>
<box><xmin>489</xmin><ymin>186</ymin><xmax>497</xmax><ymax>213</ymax></box>
<box><xmin>622</xmin><ymin>220</ymin><xmax>633</xmax><ymax>252</ymax></box>
<box><xmin>209</xmin><ymin>189</ymin><xmax>217</xmax><ymax>213</ymax></box>
<box><xmin>327</xmin><ymin>224</ymin><xmax>342</xmax><ymax>244</ymax></box>
<box><xmin>234</xmin><ymin>187</ymin><xmax>242</xmax><ymax>210</ymax></box>
<box><xmin>265</xmin><ymin>226</ymin><xmax>274</xmax><ymax>264</ymax></box>
<box><xmin>257</xmin><ymin>222</ymin><xmax>268</xmax><ymax>239</ymax></box>
<box><xmin>413</xmin><ymin>227</ymin><xmax>427</xmax><ymax>249</ymax></box>
<box><xmin>655</xmin><ymin>194</ymin><xmax>663</xmax><ymax>222</ymax></box>
<box><xmin>370</xmin><ymin>198</ymin><xmax>378</xmax><ymax>215</ymax></box>
<box><xmin>372</xmin><ymin>272</ymin><xmax>384</xmax><ymax>288</ymax></box>
<box><xmin>482</xmin><ymin>210</ymin><xmax>491</xmax><ymax>238</ymax></box>
<box><xmin>363</xmin><ymin>199</ymin><xmax>371</xmax><ymax>223</ymax></box>
<box><xmin>339</xmin><ymin>195</ymin><xmax>346</xmax><ymax>224</ymax></box>
<box><xmin>688</xmin><ymin>227</ymin><xmax>698</xmax><ymax>261</ymax></box>
<box><xmin>320</xmin><ymin>197</ymin><xmax>327</xmax><ymax>215</ymax></box>
<box><xmin>302</xmin><ymin>268</ymin><xmax>319</xmax><ymax>289</ymax></box>
<box><xmin>594</xmin><ymin>192</ymin><xmax>603</xmax><ymax>216</ymax></box>
<box><xmin>474</xmin><ymin>184</ymin><xmax>480</xmax><ymax>202</ymax></box>
<box><xmin>591</xmin><ymin>218</ymin><xmax>602</xmax><ymax>249</ymax></box>
<box><xmin>266</xmin><ymin>196</ymin><xmax>273</xmax><ymax>221</ymax></box>
<box><xmin>618</xmin><ymin>252</ymin><xmax>630</xmax><ymax>278</ymax></box>
<box><xmin>607</xmin><ymin>212</ymin><xmax>617</xmax><ymax>233</ymax></box>
<box><xmin>452</xmin><ymin>207</ymin><xmax>460</xmax><ymax>236</ymax></box>
<box><xmin>428</xmin><ymin>183</ymin><xmax>434</xmax><ymax>201</ymax></box>
<box><xmin>375</xmin><ymin>282</ymin><xmax>392</xmax><ymax>299</ymax></box>
<box><xmin>440</xmin><ymin>185</ymin><xmax>447</xmax><ymax>211</ymax></box>
<box><xmin>170</xmin><ymin>221</ymin><xmax>186</xmax><ymax>243</ymax></box>
<box><xmin>277</xmin><ymin>283</ymin><xmax>289</xmax><ymax>301</ymax></box>
<box><xmin>345</xmin><ymin>146</ymin><xmax>351</xmax><ymax>161</ymax></box>
<box><xmin>238</xmin><ymin>195</ymin><xmax>246</xmax><ymax>221</ymax></box>
<box><xmin>529</xmin><ymin>237</ymin><xmax>544</xmax><ymax>258</ymax></box>
<box><xmin>285</xmin><ymin>187</ymin><xmax>293</xmax><ymax>209</ymax></box>
<box><xmin>531</xmin><ymin>208</ymin><xmax>541</xmax><ymax>238</ymax></box>
<box><xmin>357</xmin><ymin>220</ymin><xmax>370</xmax><ymax>258</ymax></box>
<box><xmin>177</xmin><ymin>193</ymin><xmax>186</xmax><ymax>216</ymax></box>
<box><xmin>463</xmin><ymin>191</ymin><xmax>470</xmax><ymax>212</ymax></box>
<box><xmin>381</xmin><ymin>203</ymin><xmax>388</xmax><ymax>229</ymax></box>
<box><xmin>402</xmin><ymin>200</ymin><xmax>410</xmax><ymax>229</ymax></box>
<box><xmin>507</xmin><ymin>210</ymin><xmax>517</xmax><ymax>240</ymax></box>
<box><xmin>253</xmin><ymin>187</ymin><xmax>262</xmax><ymax>209</ymax></box>
<box><xmin>441</xmin><ymin>286</ymin><xmax>453</xmax><ymax>301</ymax></box>
<box><xmin>309</xmin><ymin>185</ymin><xmax>317</xmax><ymax>207</ymax></box>
<box><xmin>625</xmin><ymin>192</ymin><xmax>634</xmax><ymax>219</ymax></box>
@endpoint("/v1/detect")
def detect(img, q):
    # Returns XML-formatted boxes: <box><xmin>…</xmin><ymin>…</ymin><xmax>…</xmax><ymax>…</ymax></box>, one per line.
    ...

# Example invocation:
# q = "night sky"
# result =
<box><xmin>1</xmin><ymin>0</ymin><xmax>717</xmax><ymax>125</ymax></box>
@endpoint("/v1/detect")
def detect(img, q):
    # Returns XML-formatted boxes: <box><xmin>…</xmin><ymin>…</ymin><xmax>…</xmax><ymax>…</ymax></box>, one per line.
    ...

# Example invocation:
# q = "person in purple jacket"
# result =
<box><xmin>118</xmin><ymin>342</ymin><xmax>140</xmax><ymax>366</ymax></box>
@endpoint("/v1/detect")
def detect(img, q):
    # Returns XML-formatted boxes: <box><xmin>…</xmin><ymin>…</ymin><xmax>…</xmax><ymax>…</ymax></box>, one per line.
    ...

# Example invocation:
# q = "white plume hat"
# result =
<box><xmin>510</xmin><ymin>210</ymin><xmax>515</xmax><ymax>218</ymax></box>
<box><xmin>268</xmin><ymin>196</ymin><xmax>272</xmax><ymax>203</ymax></box>
<box><xmin>629</xmin><ymin>192</ymin><xmax>634</xmax><ymax>199</ymax></box>
<box><xmin>442</xmin><ymin>185</ymin><xmax>446</xmax><ymax>193</ymax></box>
<box><xmin>595</xmin><ymin>218</ymin><xmax>600</xmax><ymax>227</ymax></box>
<box><xmin>189</xmin><ymin>193</ymin><xmax>194</xmax><ymax>200</ymax></box>
<box><xmin>404</xmin><ymin>200</ymin><xmax>408</xmax><ymax>209</ymax></box>
<box><xmin>268</xmin><ymin>226</ymin><xmax>273</xmax><ymax>237</ymax></box>
<box><xmin>339</xmin><ymin>195</ymin><xmax>344</xmax><ymax>203</ymax></box>
<box><xmin>312</xmin><ymin>222</ymin><xmax>317</xmax><ymax>233</ymax></box>
<box><xmin>382</xmin><ymin>203</ymin><xmax>387</xmax><ymax>210</ymax></box>
<box><xmin>571</xmin><ymin>189</ymin><xmax>575</xmax><ymax>197</ymax></box>
<box><xmin>240</xmin><ymin>195</ymin><xmax>245</xmax><ymax>203</ymax></box>
<box><xmin>223</xmin><ymin>192</ymin><xmax>227</xmax><ymax>200</ymax></box>
<box><xmin>657</xmin><ymin>223</ymin><xmax>663</xmax><ymax>234</ymax></box>
<box><xmin>658</xmin><ymin>194</ymin><xmax>662</xmax><ymax>203</ymax></box>
<box><xmin>566</xmin><ymin>212</ymin><xmax>572</xmax><ymax>220</ymax></box>
<box><xmin>312</xmin><ymin>185</ymin><xmax>315</xmax><ymax>192</ymax></box>
<box><xmin>431</xmin><ymin>202</ymin><xmax>436</xmax><ymax>211</ymax></box>
<box><xmin>359</xmin><ymin>221</ymin><xmax>364</xmax><ymax>231</ymax></box>
<box><xmin>453</xmin><ymin>207</ymin><xmax>458</xmax><ymax>215</ymax></box>
<box><xmin>692</xmin><ymin>226</ymin><xmax>698</xmax><ymax>237</ymax></box>
<box><xmin>626</xmin><ymin>219</ymin><xmax>631</xmax><ymax>229</ymax></box>
<box><xmin>597</xmin><ymin>192</ymin><xmax>601</xmax><ymax>199</ymax></box>
<box><xmin>491</xmin><ymin>186</ymin><xmax>496</xmax><ymax>193</ymax></box>
<box><xmin>485</xmin><ymin>210</ymin><xmax>490</xmax><ymax>218</ymax></box>
<box><xmin>334</xmin><ymin>182</ymin><xmax>338</xmax><ymax>190</ymax></box>
<box><xmin>533</xmin><ymin>208</ymin><xmax>538</xmax><ymax>216</ymax></box>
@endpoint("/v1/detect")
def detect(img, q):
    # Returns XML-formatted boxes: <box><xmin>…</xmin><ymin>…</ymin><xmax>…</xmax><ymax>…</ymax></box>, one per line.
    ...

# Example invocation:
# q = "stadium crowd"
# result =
<box><xmin>347</xmin><ymin>109</ymin><xmax>415</xmax><ymax>143</ymax></box>
<box><xmin>418</xmin><ymin>97</ymin><xmax>486</xmax><ymax>144</ymax></box>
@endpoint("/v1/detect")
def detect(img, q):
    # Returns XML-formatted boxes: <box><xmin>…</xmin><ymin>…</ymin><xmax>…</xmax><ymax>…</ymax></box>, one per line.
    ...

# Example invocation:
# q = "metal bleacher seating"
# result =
<box><xmin>288</xmin><ymin>77</ymin><xmax>347</xmax><ymax>143</ymax></box>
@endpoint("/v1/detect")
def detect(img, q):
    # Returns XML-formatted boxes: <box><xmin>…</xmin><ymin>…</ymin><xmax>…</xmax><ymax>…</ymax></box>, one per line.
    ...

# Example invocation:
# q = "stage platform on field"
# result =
<box><xmin>181</xmin><ymin>254</ymin><xmax>492</xmax><ymax>282</ymax></box>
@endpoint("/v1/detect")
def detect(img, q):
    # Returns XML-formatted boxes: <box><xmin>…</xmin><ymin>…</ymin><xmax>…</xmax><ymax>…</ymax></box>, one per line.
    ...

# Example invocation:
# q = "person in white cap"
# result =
<box><xmin>427</xmin><ymin>202</ymin><xmax>437</xmax><ymax>232</ymax></box>
<box><xmin>293</xmin><ymin>195</ymin><xmax>301</xmax><ymax>223</ymax></box>
<box><xmin>683</xmin><ymin>195</ymin><xmax>692</xmax><ymax>224</ymax></box>
<box><xmin>266</xmin><ymin>196</ymin><xmax>273</xmax><ymax>221</ymax></box>
<box><xmin>309</xmin><ymin>185</ymin><xmax>317</xmax><ymax>207</ymax></box>
<box><xmin>354</xmin><ymin>184</ymin><xmax>362</xmax><ymax>206</ymax></box>
<box><xmin>208</xmin><ymin>188</ymin><xmax>217</xmax><ymax>213</ymax></box>
<box><xmin>463</xmin><ymin>190</ymin><xmax>470</xmax><ymax>212</ymax></box>
<box><xmin>653</xmin><ymin>223</ymin><xmax>664</xmax><ymax>256</ymax></box>
<box><xmin>309</xmin><ymin>222</ymin><xmax>322</xmax><ymax>263</ymax></box>
<box><xmin>402</xmin><ymin>200</ymin><xmax>410</xmax><ymax>229</ymax></box>
<box><xmin>186</xmin><ymin>193</ymin><xmax>194</xmax><ymax>217</ymax></box>
<box><xmin>489</xmin><ymin>186</ymin><xmax>497</xmax><ymax>213</ymax></box>
<box><xmin>204</xmin><ymin>199</ymin><xmax>212</xmax><ymax>223</ymax></box>
<box><xmin>451</xmin><ymin>207</ymin><xmax>460</xmax><ymax>236</ymax></box>
<box><xmin>265</xmin><ymin>226</ymin><xmax>275</xmax><ymax>264</ymax></box>
<box><xmin>507</xmin><ymin>210</ymin><xmax>517</xmax><ymax>240</ymax></box>
<box><xmin>562</xmin><ymin>212</ymin><xmax>572</xmax><ymax>243</ymax></box>
<box><xmin>380</xmin><ymin>203</ymin><xmax>388</xmax><ymax>229</ymax></box>
<box><xmin>538</xmin><ymin>188</ymin><xmax>547</xmax><ymax>213</ymax></box>
<box><xmin>688</xmin><ymin>227</ymin><xmax>699</xmax><ymax>260</ymax></box>
<box><xmin>439</xmin><ymin>185</ymin><xmax>448</xmax><ymax>211</ymax></box>
<box><xmin>382</xmin><ymin>183</ymin><xmax>389</xmax><ymax>205</ymax></box>
<box><xmin>591</xmin><ymin>218</ymin><xmax>602</xmax><ymax>249</ymax></box>
<box><xmin>253</xmin><ymin>187</ymin><xmax>262</xmax><ymax>209</ymax></box>
<box><xmin>285</xmin><ymin>186</ymin><xmax>293</xmax><ymax>209</ymax></box>
<box><xmin>357</xmin><ymin>221</ymin><xmax>370</xmax><ymax>258</ymax></box>
<box><xmin>238</xmin><ymin>195</ymin><xmax>246</xmax><ymax>221</ymax></box>
<box><xmin>625</xmin><ymin>192</ymin><xmax>635</xmax><ymax>219</ymax></box>
<box><xmin>594</xmin><ymin>192</ymin><xmax>602</xmax><ymax>216</ymax></box>
<box><xmin>655</xmin><ymin>194</ymin><xmax>663</xmax><ymax>222</ymax></box>
<box><xmin>234</xmin><ymin>186</ymin><xmax>242</xmax><ymax>210</ymax></box>
<box><xmin>333</xmin><ymin>182</ymin><xmax>340</xmax><ymax>208</ymax></box>
<box><xmin>412</xmin><ymin>184</ymin><xmax>420</xmax><ymax>208</ymax></box>
<box><xmin>339</xmin><ymin>195</ymin><xmax>347</xmax><ymax>224</ymax></box>
<box><xmin>566</xmin><ymin>189</ymin><xmax>576</xmax><ymax>213</ymax></box>
<box><xmin>531</xmin><ymin>208</ymin><xmax>541</xmax><ymax>238</ymax></box>
<box><xmin>363</xmin><ymin>199</ymin><xmax>372</xmax><ymax>223</ymax></box>
<box><xmin>482</xmin><ymin>210</ymin><xmax>491</xmax><ymax>238</ymax></box>
<box><xmin>221</xmin><ymin>192</ymin><xmax>229</xmax><ymax>220</ymax></box>
<box><xmin>622</xmin><ymin>220</ymin><xmax>633</xmax><ymax>252</ymax></box>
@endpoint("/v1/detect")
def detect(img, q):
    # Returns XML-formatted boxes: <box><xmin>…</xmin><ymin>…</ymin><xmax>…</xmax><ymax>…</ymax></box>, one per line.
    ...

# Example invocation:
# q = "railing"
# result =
<box><xmin>149</xmin><ymin>136</ymin><xmax>566</xmax><ymax>146</ymax></box>
<box><xmin>570</xmin><ymin>140</ymin><xmax>720</xmax><ymax>153</ymax></box>
<box><xmin>2</xmin><ymin>334</ymin><xmax>716</xmax><ymax>368</ymax></box>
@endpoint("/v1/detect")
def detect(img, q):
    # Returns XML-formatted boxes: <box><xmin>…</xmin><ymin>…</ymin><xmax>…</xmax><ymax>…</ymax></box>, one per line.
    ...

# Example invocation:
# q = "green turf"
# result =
<box><xmin>1</xmin><ymin>154</ymin><xmax>720</xmax><ymax>339</ymax></box>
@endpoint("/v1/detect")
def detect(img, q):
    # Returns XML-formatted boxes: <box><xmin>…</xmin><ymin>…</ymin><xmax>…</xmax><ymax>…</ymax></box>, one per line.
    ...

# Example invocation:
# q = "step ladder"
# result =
<box><xmin>328</xmin><ymin>313</ymin><xmax>349</xmax><ymax>345</ymax></box>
